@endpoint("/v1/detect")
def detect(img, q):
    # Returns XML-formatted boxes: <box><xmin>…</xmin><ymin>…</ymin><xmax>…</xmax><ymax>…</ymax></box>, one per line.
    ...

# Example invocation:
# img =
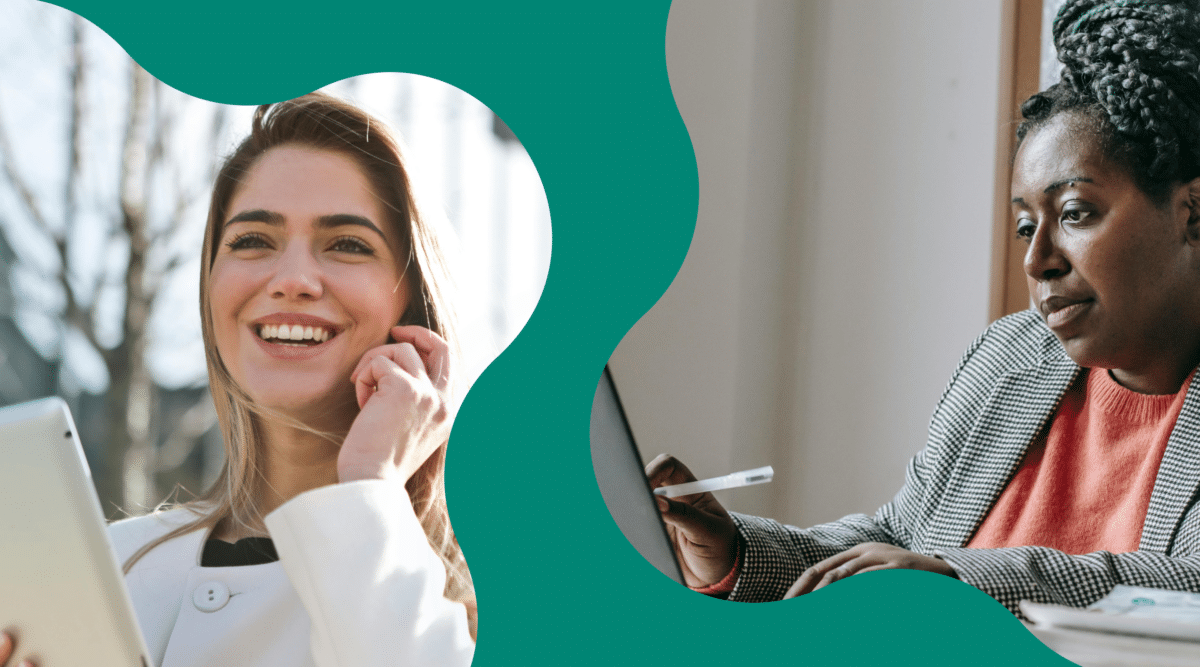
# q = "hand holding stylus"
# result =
<box><xmin>654</xmin><ymin>466</ymin><xmax>774</xmax><ymax>497</ymax></box>
<box><xmin>644</xmin><ymin>454</ymin><xmax>740</xmax><ymax>588</ymax></box>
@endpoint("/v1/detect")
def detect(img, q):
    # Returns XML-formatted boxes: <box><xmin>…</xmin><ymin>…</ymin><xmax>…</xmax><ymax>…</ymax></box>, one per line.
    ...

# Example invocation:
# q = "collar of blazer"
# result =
<box><xmin>926</xmin><ymin>315</ymin><xmax>1079</xmax><ymax>550</ymax></box>
<box><xmin>1142</xmin><ymin>367</ymin><xmax>1200</xmax><ymax>553</ymax></box>
<box><xmin>922</xmin><ymin>311</ymin><xmax>1200</xmax><ymax>553</ymax></box>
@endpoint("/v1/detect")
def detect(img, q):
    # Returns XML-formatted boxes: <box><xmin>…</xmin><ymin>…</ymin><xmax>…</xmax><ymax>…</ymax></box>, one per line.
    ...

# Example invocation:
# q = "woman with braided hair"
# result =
<box><xmin>645</xmin><ymin>0</ymin><xmax>1200</xmax><ymax>614</ymax></box>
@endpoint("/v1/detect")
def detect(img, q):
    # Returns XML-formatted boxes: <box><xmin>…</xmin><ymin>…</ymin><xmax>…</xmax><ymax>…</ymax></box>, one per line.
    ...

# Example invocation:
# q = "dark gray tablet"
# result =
<box><xmin>0</xmin><ymin>397</ymin><xmax>151</xmax><ymax>666</ymax></box>
<box><xmin>590</xmin><ymin>366</ymin><xmax>685</xmax><ymax>584</ymax></box>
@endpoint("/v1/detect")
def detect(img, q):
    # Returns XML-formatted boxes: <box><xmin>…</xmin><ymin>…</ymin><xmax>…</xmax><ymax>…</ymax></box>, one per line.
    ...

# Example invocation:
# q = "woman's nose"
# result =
<box><xmin>1023</xmin><ymin>220</ymin><xmax>1070</xmax><ymax>282</ymax></box>
<box><xmin>268</xmin><ymin>243</ymin><xmax>323</xmax><ymax>300</ymax></box>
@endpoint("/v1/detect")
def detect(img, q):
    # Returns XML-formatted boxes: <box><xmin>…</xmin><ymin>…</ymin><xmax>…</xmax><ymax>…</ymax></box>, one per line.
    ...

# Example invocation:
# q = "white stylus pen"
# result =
<box><xmin>653</xmin><ymin>465</ymin><xmax>774</xmax><ymax>498</ymax></box>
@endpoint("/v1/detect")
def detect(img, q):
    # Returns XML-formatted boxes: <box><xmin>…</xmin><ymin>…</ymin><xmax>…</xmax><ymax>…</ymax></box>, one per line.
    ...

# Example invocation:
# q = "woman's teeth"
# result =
<box><xmin>257</xmin><ymin>324</ymin><xmax>333</xmax><ymax>344</ymax></box>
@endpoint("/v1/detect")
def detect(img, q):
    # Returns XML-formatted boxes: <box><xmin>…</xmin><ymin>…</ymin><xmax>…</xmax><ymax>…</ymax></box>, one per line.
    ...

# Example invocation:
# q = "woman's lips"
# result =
<box><xmin>249</xmin><ymin>314</ymin><xmax>342</xmax><ymax>357</ymax></box>
<box><xmin>1045</xmin><ymin>299</ymin><xmax>1093</xmax><ymax>329</ymax></box>
<box><xmin>251</xmin><ymin>326</ymin><xmax>336</xmax><ymax>360</ymax></box>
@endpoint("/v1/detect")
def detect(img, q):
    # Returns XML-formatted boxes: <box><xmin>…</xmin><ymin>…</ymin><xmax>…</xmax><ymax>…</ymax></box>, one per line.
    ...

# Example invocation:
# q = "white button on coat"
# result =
<box><xmin>193</xmin><ymin>581</ymin><xmax>231</xmax><ymax>612</ymax></box>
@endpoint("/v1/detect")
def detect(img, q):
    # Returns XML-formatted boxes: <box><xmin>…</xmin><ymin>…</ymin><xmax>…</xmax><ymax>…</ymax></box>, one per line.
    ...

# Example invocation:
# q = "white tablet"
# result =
<box><xmin>0</xmin><ymin>397</ymin><xmax>152</xmax><ymax>666</ymax></box>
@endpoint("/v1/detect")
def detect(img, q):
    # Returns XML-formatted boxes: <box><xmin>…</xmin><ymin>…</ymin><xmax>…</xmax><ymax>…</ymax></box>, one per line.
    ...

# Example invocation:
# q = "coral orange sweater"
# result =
<box><xmin>700</xmin><ymin>367</ymin><xmax>1193</xmax><ymax>596</ymax></box>
<box><xmin>967</xmin><ymin>367</ymin><xmax>1192</xmax><ymax>554</ymax></box>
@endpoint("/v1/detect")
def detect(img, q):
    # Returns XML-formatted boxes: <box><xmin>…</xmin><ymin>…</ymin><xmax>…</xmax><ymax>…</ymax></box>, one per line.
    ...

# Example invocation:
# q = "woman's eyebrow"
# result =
<box><xmin>1012</xmin><ymin>176</ymin><xmax>1096</xmax><ymax>205</ymax></box>
<box><xmin>317</xmin><ymin>214</ymin><xmax>386</xmax><ymax>238</ymax></box>
<box><xmin>223</xmin><ymin>210</ymin><xmax>385</xmax><ymax>238</ymax></box>
<box><xmin>1043</xmin><ymin>176</ymin><xmax>1093</xmax><ymax>194</ymax></box>
<box><xmin>225</xmin><ymin>209</ymin><xmax>284</xmax><ymax>226</ymax></box>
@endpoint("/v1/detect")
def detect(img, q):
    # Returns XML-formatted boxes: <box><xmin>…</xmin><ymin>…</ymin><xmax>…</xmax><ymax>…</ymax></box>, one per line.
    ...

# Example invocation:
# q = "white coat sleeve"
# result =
<box><xmin>264</xmin><ymin>479</ymin><xmax>475</xmax><ymax>666</ymax></box>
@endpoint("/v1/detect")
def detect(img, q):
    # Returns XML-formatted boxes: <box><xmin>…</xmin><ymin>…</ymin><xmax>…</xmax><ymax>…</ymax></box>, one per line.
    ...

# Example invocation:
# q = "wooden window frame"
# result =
<box><xmin>989</xmin><ymin>0</ymin><xmax>1044</xmax><ymax>320</ymax></box>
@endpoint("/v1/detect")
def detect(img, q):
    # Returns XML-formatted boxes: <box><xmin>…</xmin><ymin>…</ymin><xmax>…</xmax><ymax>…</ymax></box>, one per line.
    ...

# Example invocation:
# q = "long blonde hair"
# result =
<box><xmin>123</xmin><ymin>92</ymin><xmax>475</xmax><ymax>624</ymax></box>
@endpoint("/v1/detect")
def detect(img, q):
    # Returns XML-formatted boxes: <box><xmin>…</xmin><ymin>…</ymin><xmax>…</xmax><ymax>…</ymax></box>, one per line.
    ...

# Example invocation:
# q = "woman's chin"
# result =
<box><xmin>248</xmin><ymin>389</ymin><xmax>358</xmax><ymax>430</ymax></box>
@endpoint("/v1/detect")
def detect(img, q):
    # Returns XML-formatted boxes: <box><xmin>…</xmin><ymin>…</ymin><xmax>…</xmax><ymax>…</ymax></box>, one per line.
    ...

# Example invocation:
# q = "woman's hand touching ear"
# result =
<box><xmin>338</xmin><ymin>325</ymin><xmax>453</xmax><ymax>484</ymax></box>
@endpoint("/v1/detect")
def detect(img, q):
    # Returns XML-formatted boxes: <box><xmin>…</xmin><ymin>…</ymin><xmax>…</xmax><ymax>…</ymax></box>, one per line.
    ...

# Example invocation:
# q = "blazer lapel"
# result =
<box><xmin>1140</xmin><ymin>369</ymin><xmax>1200</xmax><ymax>553</ymax></box>
<box><xmin>924</xmin><ymin>341</ymin><xmax>1079</xmax><ymax>549</ymax></box>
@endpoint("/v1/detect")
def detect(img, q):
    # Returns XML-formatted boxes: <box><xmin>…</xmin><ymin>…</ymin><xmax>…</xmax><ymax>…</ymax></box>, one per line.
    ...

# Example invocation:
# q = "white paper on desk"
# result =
<box><xmin>1088</xmin><ymin>585</ymin><xmax>1200</xmax><ymax>623</ymax></box>
<box><xmin>1022</xmin><ymin>586</ymin><xmax>1200</xmax><ymax>643</ymax></box>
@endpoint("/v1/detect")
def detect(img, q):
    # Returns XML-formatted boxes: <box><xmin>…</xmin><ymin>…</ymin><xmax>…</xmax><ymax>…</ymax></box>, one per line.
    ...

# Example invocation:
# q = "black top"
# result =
<box><xmin>201</xmin><ymin>536</ymin><xmax>279</xmax><ymax>567</ymax></box>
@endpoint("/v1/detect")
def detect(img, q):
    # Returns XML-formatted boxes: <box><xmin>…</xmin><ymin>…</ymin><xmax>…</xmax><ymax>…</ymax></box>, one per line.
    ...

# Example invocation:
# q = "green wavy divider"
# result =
<box><xmin>48</xmin><ymin>1</ymin><xmax>1074</xmax><ymax>664</ymax></box>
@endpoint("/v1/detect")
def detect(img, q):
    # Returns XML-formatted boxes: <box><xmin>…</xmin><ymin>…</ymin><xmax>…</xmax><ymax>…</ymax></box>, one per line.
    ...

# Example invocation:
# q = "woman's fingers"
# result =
<box><xmin>812</xmin><ymin>553</ymin><xmax>877</xmax><ymax>592</ymax></box>
<box><xmin>645</xmin><ymin>453</ymin><xmax>698</xmax><ymax>489</ymax></box>
<box><xmin>644</xmin><ymin>453</ymin><xmax>675</xmax><ymax>485</ymax></box>
<box><xmin>341</xmin><ymin>339</ymin><xmax>452</xmax><ymax>483</ymax></box>
<box><xmin>350</xmin><ymin>342</ymin><xmax>431</xmax><ymax>410</ymax></box>
<box><xmin>354</xmin><ymin>355</ymin><xmax>390</xmax><ymax>409</ymax></box>
<box><xmin>654</xmin><ymin>492</ymin><xmax>739</xmax><ymax>586</ymax></box>
<box><xmin>353</xmin><ymin>352</ymin><xmax>437</xmax><ymax>411</ymax></box>
<box><xmin>351</xmin><ymin>342</ymin><xmax>425</xmax><ymax>385</ymax></box>
<box><xmin>340</xmin><ymin>328</ymin><xmax>455</xmax><ymax>483</ymax></box>
<box><xmin>846</xmin><ymin>564</ymin><xmax>895</xmax><ymax>576</ymax></box>
<box><xmin>0</xmin><ymin>632</ymin><xmax>34</xmax><ymax>667</ymax></box>
<box><xmin>784</xmin><ymin>543</ymin><xmax>956</xmax><ymax>599</ymax></box>
<box><xmin>646</xmin><ymin>454</ymin><xmax>736</xmax><ymax>557</ymax></box>
<box><xmin>349</xmin><ymin>326</ymin><xmax>453</xmax><ymax>413</ymax></box>
<box><xmin>785</xmin><ymin>547</ymin><xmax>865</xmax><ymax>598</ymax></box>
<box><xmin>655</xmin><ymin>494</ymin><xmax>725</xmax><ymax>542</ymax></box>
<box><xmin>391</xmin><ymin>325</ymin><xmax>452</xmax><ymax>390</ymax></box>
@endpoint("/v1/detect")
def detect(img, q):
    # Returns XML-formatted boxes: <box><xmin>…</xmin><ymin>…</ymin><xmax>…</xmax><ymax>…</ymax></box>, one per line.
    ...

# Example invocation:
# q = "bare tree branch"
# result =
<box><xmin>0</xmin><ymin>102</ymin><xmax>52</xmax><ymax>232</ymax></box>
<box><xmin>59</xmin><ymin>16</ymin><xmax>94</xmax><ymax>358</ymax></box>
<box><xmin>147</xmin><ymin>184</ymin><xmax>200</xmax><ymax>249</ymax></box>
<box><xmin>114</xmin><ymin>63</ymin><xmax>152</xmax><ymax>358</ymax></box>
<box><xmin>145</xmin><ymin>251</ymin><xmax>189</xmax><ymax>298</ymax></box>
<box><xmin>63</xmin><ymin>14</ymin><xmax>84</xmax><ymax>236</ymax></box>
<box><xmin>156</xmin><ymin>397</ymin><xmax>216</xmax><ymax>472</ymax></box>
<box><xmin>208</xmin><ymin>104</ymin><xmax>229</xmax><ymax>179</ymax></box>
<box><xmin>147</xmin><ymin>81</ymin><xmax>170</xmax><ymax>169</ymax></box>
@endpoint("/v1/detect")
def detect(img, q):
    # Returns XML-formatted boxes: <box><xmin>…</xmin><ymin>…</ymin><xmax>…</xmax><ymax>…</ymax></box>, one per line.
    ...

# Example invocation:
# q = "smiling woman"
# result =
<box><xmin>0</xmin><ymin>93</ymin><xmax>475</xmax><ymax>667</ymax></box>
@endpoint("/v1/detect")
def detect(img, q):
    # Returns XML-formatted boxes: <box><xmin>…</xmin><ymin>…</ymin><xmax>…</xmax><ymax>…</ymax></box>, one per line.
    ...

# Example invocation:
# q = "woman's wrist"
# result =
<box><xmin>691</xmin><ymin>538</ymin><xmax>742</xmax><ymax>596</ymax></box>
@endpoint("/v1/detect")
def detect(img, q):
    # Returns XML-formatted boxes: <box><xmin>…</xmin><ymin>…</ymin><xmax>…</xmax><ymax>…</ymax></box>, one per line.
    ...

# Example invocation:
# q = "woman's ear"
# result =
<box><xmin>1185</xmin><ymin>177</ymin><xmax>1200</xmax><ymax>244</ymax></box>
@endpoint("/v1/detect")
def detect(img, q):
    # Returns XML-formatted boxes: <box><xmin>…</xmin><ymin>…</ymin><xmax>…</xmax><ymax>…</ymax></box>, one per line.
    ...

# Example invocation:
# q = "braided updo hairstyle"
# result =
<box><xmin>1017</xmin><ymin>0</ymin><xmax>1200</xmax><ymax>201</ymax></box>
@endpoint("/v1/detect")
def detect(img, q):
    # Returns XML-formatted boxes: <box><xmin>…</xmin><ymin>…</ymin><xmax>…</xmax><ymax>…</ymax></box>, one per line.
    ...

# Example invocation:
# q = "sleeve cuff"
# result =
<box><xmin>264</xmin><ymin>479</ymin><xmax>474</xmax><ymax>666</ymax></box>
<box><xmin>690</xmin><ymin>538</ymin><xmax>742</xmax><ymax>596</ymax></box>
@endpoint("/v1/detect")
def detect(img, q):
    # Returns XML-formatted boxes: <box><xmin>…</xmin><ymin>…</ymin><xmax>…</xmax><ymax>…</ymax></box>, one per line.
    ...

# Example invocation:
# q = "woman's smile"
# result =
<box><xmin>250</xmin><ymin>313</ymin><xmax>341</xmax><ymax>359</ymax></box>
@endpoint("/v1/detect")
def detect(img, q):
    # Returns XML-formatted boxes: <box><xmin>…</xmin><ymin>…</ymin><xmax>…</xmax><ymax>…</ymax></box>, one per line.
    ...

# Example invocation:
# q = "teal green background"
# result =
<box><xmin>47</xmin><ymin>1</ymin><xmax>1074</xmax><ymax>664</ymax></box>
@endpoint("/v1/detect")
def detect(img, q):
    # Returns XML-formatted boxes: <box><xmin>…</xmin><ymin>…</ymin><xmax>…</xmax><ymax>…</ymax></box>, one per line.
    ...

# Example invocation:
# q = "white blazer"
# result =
<box><xmin>108</xmin><ymin>479</ymin><xmax>474</xmax><ymax>667</ymax></box>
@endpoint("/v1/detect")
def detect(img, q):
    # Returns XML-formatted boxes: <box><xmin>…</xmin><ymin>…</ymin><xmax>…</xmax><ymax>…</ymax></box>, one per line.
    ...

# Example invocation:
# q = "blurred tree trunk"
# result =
<box><xmin>100</xmin><ymin>62</ymin><xmax>157</xmax><ymax>514</ymax></box>
<box><xmin>0</xmin><ymin>12</ymin><xmax>220</xmax><ymax>518</ymax></box>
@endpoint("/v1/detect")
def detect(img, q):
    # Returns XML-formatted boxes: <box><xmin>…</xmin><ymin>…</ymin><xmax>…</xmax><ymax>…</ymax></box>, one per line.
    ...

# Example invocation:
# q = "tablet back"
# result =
<box><xmin>590</xmin><ymin>366</ymin><xmax>685</xmax><ymax>584</ymax></box>
<box><xmin>0</xmin><ymin>397</ymin><xmax>152</xmax><ymax>667</ymax></box>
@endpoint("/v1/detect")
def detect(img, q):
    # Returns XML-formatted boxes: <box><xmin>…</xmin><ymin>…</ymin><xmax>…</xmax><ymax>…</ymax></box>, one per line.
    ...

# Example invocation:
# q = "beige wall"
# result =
<box><xmin>609</xmin><ymin>0</ymin><xmax>1005</xmax><ymax>526</ymax></box>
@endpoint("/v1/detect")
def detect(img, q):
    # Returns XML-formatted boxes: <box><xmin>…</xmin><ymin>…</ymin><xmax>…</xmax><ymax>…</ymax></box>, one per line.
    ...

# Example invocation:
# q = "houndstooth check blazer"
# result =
<box><xmin>728</xmin><ymin>309</ymin><xmax>1200</xmax><ymax>613</ymax></box>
